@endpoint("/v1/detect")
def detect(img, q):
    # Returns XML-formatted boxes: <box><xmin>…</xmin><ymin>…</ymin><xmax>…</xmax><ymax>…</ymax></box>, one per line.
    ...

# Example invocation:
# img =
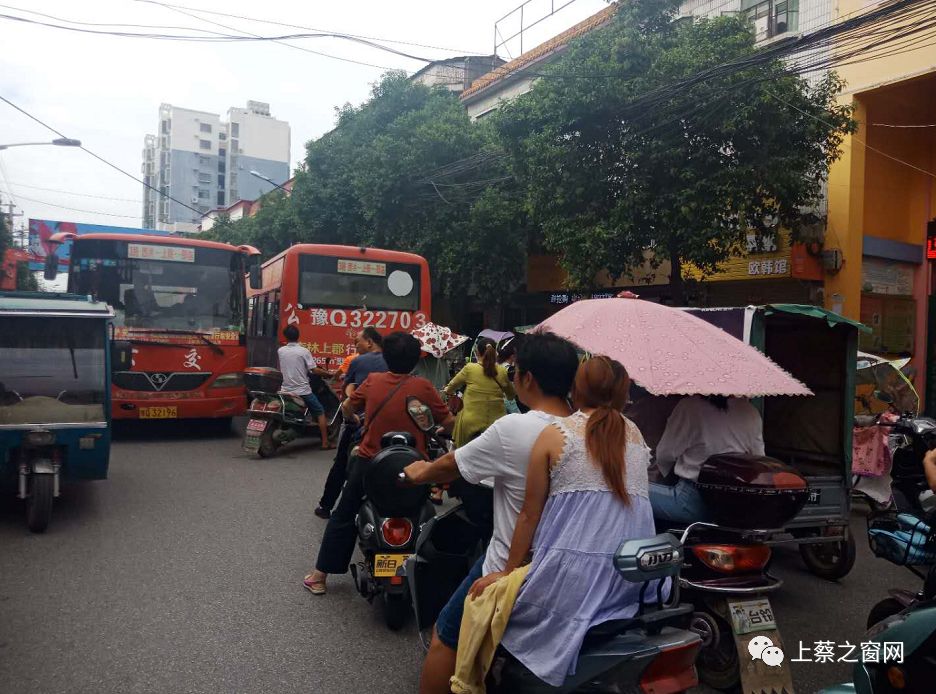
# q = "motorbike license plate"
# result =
<box><xmin>728</xmin><ymin>598</ymin><xmax>777</xmax><ymax>635</ymax></box>
<box><xmin>246</xmin><ymin>418</ymin><xmax>268</xmax><ymax>433</ymax></box>
<box><xmin>374</xmin><ymin>554</ymin><xmax>409</xmax><ymax>578</ymax></box>
<box><xmin>139</xmin><ymin>406</ymin><xmax>177</xmax><ymax>419</ymax></box>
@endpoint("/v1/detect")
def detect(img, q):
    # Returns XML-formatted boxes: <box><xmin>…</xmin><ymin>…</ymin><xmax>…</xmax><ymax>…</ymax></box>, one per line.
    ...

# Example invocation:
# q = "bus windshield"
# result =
<box><xmin>71</xmin><ymin>239</ymin><xmax>245</xmax><ymax>333</ymax></box>
<box><xmin>298</xmin><ymin>254</ymin><xmax>421</xmax><ymax>311</ymax></box>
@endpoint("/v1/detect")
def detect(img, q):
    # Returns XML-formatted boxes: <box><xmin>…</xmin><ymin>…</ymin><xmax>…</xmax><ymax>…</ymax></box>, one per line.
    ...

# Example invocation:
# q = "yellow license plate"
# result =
<box><xmin>374</xmin><ymin>554</ymin><xmax>409</xmax><ymax>578</ymax></box>
<box><xmin>139</xmin><ymin>406</ymin><xmax>178</xmax><ymax>419</ymax></box>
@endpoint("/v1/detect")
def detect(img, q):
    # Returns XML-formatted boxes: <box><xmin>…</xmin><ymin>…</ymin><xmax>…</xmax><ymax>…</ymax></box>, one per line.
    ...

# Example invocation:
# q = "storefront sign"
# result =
<box><xmin>862</xmin><ymin>258</ymin><xmax>914</xmax><ymax>295</ymax></box>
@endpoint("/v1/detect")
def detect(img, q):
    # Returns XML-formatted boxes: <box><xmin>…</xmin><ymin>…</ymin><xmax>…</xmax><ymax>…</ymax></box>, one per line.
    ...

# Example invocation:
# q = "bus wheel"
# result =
<box><xmin>258</xmin><ymin>427</ymin><xmax>279</xmax><ymax>458</ymax></box>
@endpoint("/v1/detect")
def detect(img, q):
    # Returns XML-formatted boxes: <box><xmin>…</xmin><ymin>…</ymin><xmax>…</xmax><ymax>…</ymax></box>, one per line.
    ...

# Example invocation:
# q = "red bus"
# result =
<box><xmin>248</xmin><ymin>244</ymin><xmax>431</xmax><ymax>370</ymax></box>
<box><xmin>49</xmin><ymin>232</ymin><xmax>260</xmax><ymax>421</ymax></box>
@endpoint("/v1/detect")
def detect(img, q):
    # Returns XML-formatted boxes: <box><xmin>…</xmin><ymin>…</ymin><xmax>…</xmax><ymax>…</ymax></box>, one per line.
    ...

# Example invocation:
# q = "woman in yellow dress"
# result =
<box><xmin>445</xmin><ymin>338</ymin><xmax>515</xmax><ymax>448</ymax></box>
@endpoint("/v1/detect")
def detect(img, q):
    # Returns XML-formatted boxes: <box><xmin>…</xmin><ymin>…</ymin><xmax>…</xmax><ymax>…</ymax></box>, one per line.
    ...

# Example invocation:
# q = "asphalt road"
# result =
<box><xmin>0</xmin><ymin>419</ymin><xmax>918</xmax><ymax>693</ymax></box>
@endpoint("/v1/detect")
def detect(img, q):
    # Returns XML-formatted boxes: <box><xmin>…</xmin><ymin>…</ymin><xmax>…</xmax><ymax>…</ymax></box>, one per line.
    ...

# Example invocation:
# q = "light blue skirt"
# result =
<box><xmin>500</xmin><ymin>490</ymin><xmax>663</xmax><ymax>686</ymax></box>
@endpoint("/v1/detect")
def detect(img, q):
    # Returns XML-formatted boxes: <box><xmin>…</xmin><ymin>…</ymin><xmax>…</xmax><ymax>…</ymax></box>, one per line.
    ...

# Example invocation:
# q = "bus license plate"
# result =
<box><xmin>374</xmin><ymin>554</ymin><xmax>409</xmax><ymax>578</ymax></box>
<box><xmin>139</xmin><ymin>406</ymin><xmax>177</xmax><ymax>419</ymax></box>
<box><xmin>728</xmin><ymin>598</ymin><xmax>777</xmax><ymax>635</ymax></box>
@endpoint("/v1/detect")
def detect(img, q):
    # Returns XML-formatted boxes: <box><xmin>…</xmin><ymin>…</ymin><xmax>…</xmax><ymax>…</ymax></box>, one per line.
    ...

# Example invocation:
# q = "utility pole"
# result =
<box><xmin>1</xmin><ymin>198</ymin><xmax>24</xmax><ymax>246</ymax></box>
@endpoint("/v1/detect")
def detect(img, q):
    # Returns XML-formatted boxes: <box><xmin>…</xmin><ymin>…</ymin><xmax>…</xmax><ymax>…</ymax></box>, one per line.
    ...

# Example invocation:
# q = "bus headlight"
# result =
<box><xmin>210</xmin><ymin>373</ymin><xmax>244</xmax><ymax>389</ymax></box>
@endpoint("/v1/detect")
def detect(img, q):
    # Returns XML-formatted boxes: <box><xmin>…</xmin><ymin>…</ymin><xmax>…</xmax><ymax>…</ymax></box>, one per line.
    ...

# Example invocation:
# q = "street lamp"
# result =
<box><xmin>249</xmin><ymin>169</ymin><xmax>289</xmax><ymax>193</ymax></box>
<box><xmin>0</xmin><ymin>138</ymin><xmax>81</xmax><ymax>151</ymax></box>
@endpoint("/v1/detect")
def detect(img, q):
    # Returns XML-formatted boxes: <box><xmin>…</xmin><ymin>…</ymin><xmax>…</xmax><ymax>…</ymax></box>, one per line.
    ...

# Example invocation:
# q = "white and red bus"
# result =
<box><xmin>247</xmin><ymin>244</ymin><xmax>431</xmax><ymax>370</ymax></box>
<box><xmin>49</xmin><ymin>232</ymin><xmax>260</xmax><ymax>422</ymax></box>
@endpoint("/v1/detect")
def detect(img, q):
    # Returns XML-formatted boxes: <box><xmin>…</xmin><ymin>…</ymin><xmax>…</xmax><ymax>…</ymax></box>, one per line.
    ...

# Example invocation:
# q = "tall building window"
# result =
<box><xmin>161</xmin><ymin>119</ymin><xmax>170</xmax><ymax>134</ymax></box>
<box><xmin>218</xmin><ymin>148</ymin><xmax>226</xmax><ymax>159</ymax></box>
<box><xmin>217</xmin><ymin>191</ymin><xmax>226</xmax><ymax>207</ymax></box>
<box><xmin>219</xmin><ymin>132</ymin><xmax>227</xmax><ymax>141</ymax></box>
<box><xmin>218</xmin><ymin>175</ymin><xmax>225</xmax><ymax>188</ymax></box>
<box><xmin>743</xmin><ymin>0</ymin><xmax>798</xmax><ymax>41</ymax></box>
<box><xmin>230</xmin><ymin>122</ymin><xmax>240</xmax><ymax>138</ymax></box>
<box><xmin>199</xmin><ymin>122</ymin><xmax>212</xmax><ymax>133</ymax></box>
<box><xmin>199</xmin><ymin>139</ymin><xmax>211</xmax><ymax>150</ymax></box>
<box><xmin>198</xmin><ymin>189</ymin><xmax>210</xmax><ymax>199</ymax></box>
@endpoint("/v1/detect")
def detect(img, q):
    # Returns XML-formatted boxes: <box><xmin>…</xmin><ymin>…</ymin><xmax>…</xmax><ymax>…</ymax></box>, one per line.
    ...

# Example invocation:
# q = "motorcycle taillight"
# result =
<box><xmin>249</xmin><ymin>399</ymin><xmax>263</xmax><ymax>411</ymax></box>
<box><xmin>691</xmin><ymin>544</ymin><xmax>771</xmax><ymax>574</ymax></box>
<box><xmin>266</xmin><ymin>400</ymin><xmax>282</xmax><ymax>412</ymax></box>
<box><xmin>639</xmin><ymin>639</ymin><xmax>700</xmax><ymax>694</ymax></box>
<box><xmin>381</xmin><ymin>518</ymin><xmax>413</xmax><ymax>547</ymax></box>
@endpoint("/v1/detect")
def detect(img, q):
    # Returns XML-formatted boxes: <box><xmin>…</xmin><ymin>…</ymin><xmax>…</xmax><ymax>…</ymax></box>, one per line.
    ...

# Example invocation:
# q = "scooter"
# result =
<box><xmin>405</xmin><ymin>504</ymin><xmax>701</xmax><ymax>693</ymax></box>
<box><xmin>820</xmin><ymin>599</ymin><xmax>936</xmax><ymax>693</ymax></box>
<box><xmin>864</xmin><ymin>509</ymin><xmax>936</xmax><ymax>629</ymax></box>
<box><xmin>349</xmin><ymin>396</ymin><xmax>451</xmax><ymax>630</ymax></box>
<box><xmin>656</xmin><ymin>454</ymin><xmax>810</xmax><ymax>692</ymax></box>
<box><xmin>242</xmin><ymin>367</ymin><xmax>341</xmax><ymax>458</ymax></box>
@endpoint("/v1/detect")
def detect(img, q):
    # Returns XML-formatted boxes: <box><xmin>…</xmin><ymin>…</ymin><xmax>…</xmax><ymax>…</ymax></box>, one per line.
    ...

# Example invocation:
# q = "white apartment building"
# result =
<box><xmin>142</xmin><ymin>100</ymin><xmax>290</xmax><ymax>233</ymax></box>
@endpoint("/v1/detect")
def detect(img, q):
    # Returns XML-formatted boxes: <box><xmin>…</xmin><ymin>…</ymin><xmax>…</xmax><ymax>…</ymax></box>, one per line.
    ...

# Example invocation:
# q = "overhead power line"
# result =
<box><xmin>0</xmin><ymin>94</ymin><xmax>204</xmax><ymax>217</ymax></box>
<box><xmin>3</xmin><ymin>180</ymin><xmax>142</xmax><ymax>203</ymax></box>
<box><xmin>9</xmin><ymin>192</ymin><xmax>142</xmax><ymax>219</ymax></box>
<box><xmin>133</xmin><ymin>1</ymin><xmax>483</xmax><ymax>55</ymax></box>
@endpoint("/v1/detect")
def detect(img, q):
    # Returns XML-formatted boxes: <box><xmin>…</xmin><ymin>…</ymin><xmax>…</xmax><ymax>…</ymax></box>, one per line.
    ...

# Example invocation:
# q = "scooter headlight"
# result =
<box><xmin>25</xmin><ymin>429</ymin><xmax>55</xmax><ymax>446</ymax></box>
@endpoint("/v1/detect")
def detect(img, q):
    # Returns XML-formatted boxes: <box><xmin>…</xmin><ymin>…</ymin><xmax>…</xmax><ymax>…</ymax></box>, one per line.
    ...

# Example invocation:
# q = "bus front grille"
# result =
<box><xmin>113</xmin><ymin>371</ymin><xmax>211</xmax><ymax>392</ymax></box>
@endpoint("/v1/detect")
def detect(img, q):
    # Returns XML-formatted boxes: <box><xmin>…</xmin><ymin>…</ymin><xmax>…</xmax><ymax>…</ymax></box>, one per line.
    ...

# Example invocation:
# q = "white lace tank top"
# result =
<box><xmin>550</xmin><ymin>410</ymin><xmax>650</xmax><ymax>499</ymax></box>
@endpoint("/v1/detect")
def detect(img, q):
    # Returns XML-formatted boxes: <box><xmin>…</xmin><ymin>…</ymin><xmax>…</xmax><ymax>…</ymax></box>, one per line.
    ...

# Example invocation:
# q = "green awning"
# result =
<box><xmin>763</xmin><ymin>304</ymin><xmax>871</xmax><ymax>333</ymax></box>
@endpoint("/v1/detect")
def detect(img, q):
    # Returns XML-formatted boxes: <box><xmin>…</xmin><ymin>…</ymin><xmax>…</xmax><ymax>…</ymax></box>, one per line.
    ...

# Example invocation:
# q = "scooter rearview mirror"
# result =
<box><xmin>406</xmin><ymin>395</ymin><xmax>435</xmax><ymax>432</ymax></box>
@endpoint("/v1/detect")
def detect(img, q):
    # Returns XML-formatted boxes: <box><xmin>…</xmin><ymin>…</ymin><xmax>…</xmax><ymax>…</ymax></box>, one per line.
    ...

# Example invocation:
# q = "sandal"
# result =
<box><xmin>303</xmin><ymin>574</ymin><xmax>327</xmax><ymax>595</ymax></box>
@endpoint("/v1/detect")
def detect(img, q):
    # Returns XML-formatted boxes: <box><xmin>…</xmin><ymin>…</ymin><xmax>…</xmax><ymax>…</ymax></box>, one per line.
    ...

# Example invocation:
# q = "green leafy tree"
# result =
<box><xmin>494</xmin><ymin>0</ymin><xmax>855</xmax><ymax>302</ymax></box>
<box><xmin>208</xmin><ymin>74</ymin><xmax>528</xmax><ymax>312</ymax></box>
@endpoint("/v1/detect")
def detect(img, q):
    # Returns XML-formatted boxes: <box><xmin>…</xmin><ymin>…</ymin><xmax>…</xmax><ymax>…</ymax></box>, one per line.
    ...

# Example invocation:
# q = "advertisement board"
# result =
<box><xmin>28</xmin><ymin>219</ymin><xmax>168</xmax><ymax>271</ymax></box>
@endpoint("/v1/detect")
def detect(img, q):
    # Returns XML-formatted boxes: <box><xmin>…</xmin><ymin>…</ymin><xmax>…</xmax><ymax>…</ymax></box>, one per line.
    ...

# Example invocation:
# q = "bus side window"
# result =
<box><xmin>268</xmin><ymin>290</ymin><xmax>280</xmax><ymax>339</ymax></box>
<box><xmin>248</xmin><ymin>296</ymin><xmax>259</xmax><ymax>337</ymax></box>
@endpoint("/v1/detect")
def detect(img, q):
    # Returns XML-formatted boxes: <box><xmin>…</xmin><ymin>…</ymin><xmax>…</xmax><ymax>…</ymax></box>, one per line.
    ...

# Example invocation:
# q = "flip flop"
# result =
<box><xmin>303</xmin><ymin>574</ymin><xmax>327</xmax><ymax>595</ymax></box>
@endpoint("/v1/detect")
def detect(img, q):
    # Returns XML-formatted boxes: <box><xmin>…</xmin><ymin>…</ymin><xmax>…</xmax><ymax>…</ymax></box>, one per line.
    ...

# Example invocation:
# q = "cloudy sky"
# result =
<box><xmin>0</xmin><ymin>0</ymin><xmax>608</xmax><ymax>232</ymax></box>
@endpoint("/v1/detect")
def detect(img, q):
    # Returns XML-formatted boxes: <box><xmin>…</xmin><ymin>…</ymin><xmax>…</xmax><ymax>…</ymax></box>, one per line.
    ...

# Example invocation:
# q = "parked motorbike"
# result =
<box><xmin>656</xmin><ymin>454</ymin><xmax>810</xmax><ymax>692</ymax></box>
<box><xmin>349</xmin><ymin>396</ymin><xmax>451</xmax><ymax>630</ymax></box>
<box><xmin>406</xmin><ymin>504</ymin><xmax>700</xmax><ymax>693</ymax></box>
<box><xmin>242</xmin><ymin>367</ymin><xmax>341</xmax><ymax>458</ymax></box>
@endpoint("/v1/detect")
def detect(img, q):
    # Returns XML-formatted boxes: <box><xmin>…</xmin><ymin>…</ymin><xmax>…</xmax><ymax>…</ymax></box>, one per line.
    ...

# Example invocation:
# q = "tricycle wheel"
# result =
<box><xmin>257</xmin><ymin>427</ymin><xmax>279</xmax><ymax>458</ymax></box>
<box><xmin>867</xmin><ymin>597</ymin><xmax>905</xmax><ymax>630</ymax></box>
<box><xmin>692</xmin><ymin>610</ymin><xmax>740</xmax><ymax>691</ymax></box>
<box><xmin>26</xmin><ymin>474</ymin><xmax>54</xmax><ymax>533</ymax></box>
<box><xmin>800</xmin><ymin>532</ymin><xmax>856</xmax><ymax>581</ymax></box>
<box><xmin>383</xmin><ymin>592</ymin><xmax>410</xmax><ymax>631</ymax></box>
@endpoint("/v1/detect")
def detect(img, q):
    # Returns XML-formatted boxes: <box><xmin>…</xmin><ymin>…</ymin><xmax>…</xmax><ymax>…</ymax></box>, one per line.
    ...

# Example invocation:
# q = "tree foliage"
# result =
<box><xmin>207</xmin><ymin>73</ymin><xmax>528</xmax><ymax>307</ymax></box>
<box><xmin>493</xmin><ymin>0</ymin><xmax>855</xmax><ymax>299</ymax></box>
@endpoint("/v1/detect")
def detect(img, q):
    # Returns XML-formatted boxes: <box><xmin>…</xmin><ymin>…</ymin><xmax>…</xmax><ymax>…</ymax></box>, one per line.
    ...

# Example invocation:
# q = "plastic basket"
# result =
<box><xmin>867</xmin><ymin>511</ymin><xmax>936</xmax><ymax>566</ymax></box>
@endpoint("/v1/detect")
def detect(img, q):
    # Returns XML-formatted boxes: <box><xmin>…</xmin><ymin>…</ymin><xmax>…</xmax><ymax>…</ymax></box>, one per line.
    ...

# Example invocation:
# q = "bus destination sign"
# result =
<box><xmin>128</xmin><ymin>244</ymin><xmax>196</xmax><ymax>263</ymax></box>
<box><xmin>337</xmin><ymin>259</ymin><xmax>386</xmax><ymax>276</ymax></box>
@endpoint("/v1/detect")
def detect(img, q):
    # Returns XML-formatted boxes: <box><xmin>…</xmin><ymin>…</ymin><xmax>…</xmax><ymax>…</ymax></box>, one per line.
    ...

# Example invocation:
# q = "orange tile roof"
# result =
<box><xmin>460</xmin><ymin>3</ymin><xmax>619</xmax><ymax>101</ymax></box>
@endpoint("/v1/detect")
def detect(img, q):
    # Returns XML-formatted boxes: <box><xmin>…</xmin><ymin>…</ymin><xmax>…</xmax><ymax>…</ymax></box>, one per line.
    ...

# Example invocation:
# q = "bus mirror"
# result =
<box><xmin>111</xmin><ymin>340</ymin><xmax>133</xmax><ymax>372</ymax></box>
<box><xmin>248</xmin><ymin>258</ymin><xmax>262</xmax><ymax>290</ymax></box>
<box><xmin>43</xmin><ymin>253</ymin><xmax>59</xmax><ymax>281</ymax></box>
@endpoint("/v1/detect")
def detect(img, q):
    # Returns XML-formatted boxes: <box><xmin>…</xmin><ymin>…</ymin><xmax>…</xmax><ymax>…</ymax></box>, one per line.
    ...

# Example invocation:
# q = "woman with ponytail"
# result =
<box><xmin>444</xmin><ymin>337</ymin><xmax>515</xmax><ymax>448</ymax></box>
<box><xmin>465</xmin><ymin>356</ymin><xmax>658</xmax><ymax>687</ymax></box>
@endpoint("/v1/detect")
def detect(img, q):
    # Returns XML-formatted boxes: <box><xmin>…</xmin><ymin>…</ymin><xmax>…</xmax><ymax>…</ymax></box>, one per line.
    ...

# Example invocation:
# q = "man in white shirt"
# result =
<box><xmin>403</xmin><ymin>332</ymin><xmax>580</xmax><ymax>694</ymax></box>
<box><xmin>650</xmin><ymin>395</ymin><xmax>765</xmax><ymax>524</ymax></box>
<box><xmin>277</xmin><ymin>325</ymin><xmax>331</xmax><ymax>449</ymax></box>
